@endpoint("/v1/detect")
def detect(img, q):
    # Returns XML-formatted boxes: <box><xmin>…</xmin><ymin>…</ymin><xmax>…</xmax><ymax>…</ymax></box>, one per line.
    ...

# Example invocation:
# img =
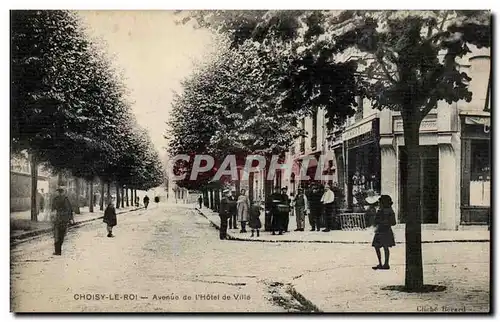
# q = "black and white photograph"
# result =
<box><xmin>9</xmin><ymin>8</ymin><xmax>492</xmax><ymax>313</ymax></box>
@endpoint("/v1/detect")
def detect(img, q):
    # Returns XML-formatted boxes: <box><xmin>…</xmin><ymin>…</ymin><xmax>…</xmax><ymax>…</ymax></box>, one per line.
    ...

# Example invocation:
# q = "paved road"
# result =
<box><xmin>11</xmin><ymin>204</ymin><xmax>490</xmax><ymax>312</ymax></box>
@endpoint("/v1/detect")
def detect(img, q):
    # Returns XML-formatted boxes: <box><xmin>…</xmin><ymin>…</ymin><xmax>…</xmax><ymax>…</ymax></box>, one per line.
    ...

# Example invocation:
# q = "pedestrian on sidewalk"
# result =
<box><xmin>50</xmin><ymin>187</ymin><xmax>74</xmax><ymax>256</ymax></box>
<box><xmin>266</xmin><ymin>186</ymin><xmax>283</xmax><ymax>235</ymax></box>
<box><xmin>227</xmin><ymin>191</ymin><xmax>238</xmax><ymax>230</ymax></box>
<box><xmin>294</xmin><ymin>188</ymin><xmax>309</xmax><ymax>232</ymax></box>
<box><xmin>237</xmin><ymin>189</ymin><xmax>250</xmax><ymax>233</ymax></box>
<box><xmin>308</xmin><ymin>185</ymin><xmax>323</xmax><ymax>231</ymax></box>
<box><xmin>371</xmin><ymin>195</ymin><xmax>396</xmax><ymax>270</ymax></box>
<box><xmin>103</xmin><ymin>202</ymin><xmax>117</xmax><ymax>237</ymax></box>
<box><xmin>143</xmin><ymin>195</ymin><xmax>150</xmax><ymax>209</ymax></box>
<box><xmin>321</xmin><ymin>184</ymin><xmax>335</xmax><ymax>232</ymax></box>
<box><xmin>280</xmin><ymin>187</ymin><xmax>291</xmax><ymax>232</ymax></box>
<box><xmin>249</xmin><ymin>201</ymin><xmax>262</xmax><ymax>237</ymax></box>
<box><xmin>198</xmin><ymin>195</ymin><xmax>203</xmax><ymax>209</ymax></box>
<box><xmin>219</xmin><ymin>189</ymin><xmax>231</xmax><ymax>240</ymax></box>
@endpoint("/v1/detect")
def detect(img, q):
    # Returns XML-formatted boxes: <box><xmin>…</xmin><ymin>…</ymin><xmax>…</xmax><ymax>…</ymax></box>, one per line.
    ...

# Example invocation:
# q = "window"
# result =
<box><xmin>311</xmin><ymin>110</ymin><xmax>318</xmax><ymax>150</ymax></box>
<box><xmin>471</xmin><ymin>140</ymin><xmax>490</xmax><ymax>181</ymax></box>
<box><xmin>355</xmin><ymin>96</ymin><xmax>364</xmax><ymax>121</ymax></box>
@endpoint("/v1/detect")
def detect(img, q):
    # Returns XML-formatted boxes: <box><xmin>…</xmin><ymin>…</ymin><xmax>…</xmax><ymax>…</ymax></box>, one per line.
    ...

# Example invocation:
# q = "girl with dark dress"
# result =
<box><xmin>371</xmin><ymin>195</ymin><xmax>396</xmax><ymax>270</ymax></box>
<box><xmin>249</xmin><ymin>202</ymin><xmax>262</xmax><ymax>237</ymax></box>
<box><xmin>103</xmin><ymin>203</ymin><xmax>117</xmax><ymax>237</ymax></box>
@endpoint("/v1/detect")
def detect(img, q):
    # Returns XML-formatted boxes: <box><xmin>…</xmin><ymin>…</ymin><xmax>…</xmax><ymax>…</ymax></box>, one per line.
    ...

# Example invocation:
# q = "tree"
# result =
<box><xmin>327</xmin><ymin>10</ymin><xmax>490</xmax><ymax>290</ymax></box>
<box><xmin>172</xmin><ymin>11</ymin><xmax>359</xmax><ymax>198</ymax></box>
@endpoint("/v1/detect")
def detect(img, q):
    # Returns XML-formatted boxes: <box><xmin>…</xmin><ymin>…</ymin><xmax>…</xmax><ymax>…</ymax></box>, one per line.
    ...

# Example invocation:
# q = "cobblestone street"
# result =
<box><xmin>10</xmin><ymin>204</ymin><xmax>490</xmax><ymax>312</ymax></box>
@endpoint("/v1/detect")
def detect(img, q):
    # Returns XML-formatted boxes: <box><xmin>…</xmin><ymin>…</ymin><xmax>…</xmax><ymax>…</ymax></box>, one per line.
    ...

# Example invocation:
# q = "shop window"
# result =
<box><xmin>471</xmin><ymin>140</ymin><xmax>490</xmax><ymax>181</ymax></box>
<box><xmin>469</xmin><ymin>140</ymin><xmax>490</xmax><ymax>207</ymax></box>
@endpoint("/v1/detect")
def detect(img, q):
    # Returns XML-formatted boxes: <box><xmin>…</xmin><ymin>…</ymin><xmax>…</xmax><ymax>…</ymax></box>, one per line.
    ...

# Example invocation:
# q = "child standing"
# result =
<box><xmin>371</xmin><ymin>195</ymin><xmax>396</xmax><ymax>270</ymax></box>
<box><xmin>103</xmin><ymin>202</ymin><xmax>117</xmax><ymax>237</ymax></box>
<box><xmin>249</xmin><ymin>201</ymin><xmax>262</xmax><ymax>237</ymax></box>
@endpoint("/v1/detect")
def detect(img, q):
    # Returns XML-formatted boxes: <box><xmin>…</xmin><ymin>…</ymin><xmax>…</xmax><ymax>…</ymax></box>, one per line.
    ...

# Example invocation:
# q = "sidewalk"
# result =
<box><xmin>11</xmin><ymin>205</ymin><xmax>142</xmax><ymax>241</ymax></box>
<box><xmin>195</xmin><ymin>206</ymin><xmax>490</xmax><ymax>244</ymax></box>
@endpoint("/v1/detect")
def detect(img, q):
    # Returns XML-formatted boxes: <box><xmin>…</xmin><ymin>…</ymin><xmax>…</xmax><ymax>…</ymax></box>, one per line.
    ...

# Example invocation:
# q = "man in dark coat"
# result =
<box><xmin>51</xmin><ymin>187</ymin><xmax>74</xmax><ymax>255</ymax></box>
<box><xmin>143</xmin><ymin>195</ymin><xmax>150</xmax><ymax>209</ymax></box>
<box><xmin>280</xmin><ymin>187</ymin><xmax>291</xmax><ymax>232</ymax></box>
<box><xmin>266</xmin><ymin>187</ymin><xmax>285</xmax><ymax>235</ymax></box>
<box><xmin>227</xmin><ymin>191</ymin><xmax>238</xmax><ymax>229</ymax></box>
<box><xmin>198</xmin><ymin>195</ymin><xmax>203</xmax><ymax>209</ymax></box>
<box><xmin>219</xmin><ymin>189</ymin><xmax>231</xmax><ymax>240</ymax></box>
<box><xmin>308</xmin><ymin>185</ymin><xmax>323</xmax><ymax>231</ymax></box>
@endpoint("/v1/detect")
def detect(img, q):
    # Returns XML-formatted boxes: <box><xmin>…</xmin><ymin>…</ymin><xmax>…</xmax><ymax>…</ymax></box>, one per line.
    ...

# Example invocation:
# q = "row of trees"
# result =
<box><xmin>168</xmin><ymin>10</ymin><xmax>490</xmax><ymax>290</ymax></box>
<box><xmin>11</xmin><ymin>10</ymin><xmax>164</xmax><ymax>220</ymax></box>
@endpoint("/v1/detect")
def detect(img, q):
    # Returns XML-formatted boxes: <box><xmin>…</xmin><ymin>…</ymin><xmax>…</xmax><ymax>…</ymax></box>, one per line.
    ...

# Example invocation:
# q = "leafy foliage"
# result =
<box><xmin>11</xmin><ymin>10</ymin><xmax>164</xmax><ymax>192</ymax></box>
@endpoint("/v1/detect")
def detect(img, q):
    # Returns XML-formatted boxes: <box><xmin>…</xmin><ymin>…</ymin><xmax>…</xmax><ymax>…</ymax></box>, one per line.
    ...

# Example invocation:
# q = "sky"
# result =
<box><xmin>77</xmin><ymin>10</ymin><xmax>215</xmax><ymax>161</ymax></box>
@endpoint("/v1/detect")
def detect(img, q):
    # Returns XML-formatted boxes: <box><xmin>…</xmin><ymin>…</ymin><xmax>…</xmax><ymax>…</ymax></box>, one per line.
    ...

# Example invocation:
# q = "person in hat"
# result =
<box><xmin>280</xmin><ymin>187</ymin><xmax>291</xmax><ymax>232</ymax></box>
<box><xmin>371</xmin><ymin>195</ymin><xmax>397</xmax><ymax>270</ymax></box>
<box><xmin>103</xmin><ymin>201</ymin><xmax>117</xmax><ymax>237</ymax></box>
<box><xmin>50</xmin><ymin>186</ymin><xmax>74</xmax><ymax>255</ymax></box>
<box><xmin>293</xmin><ymin>188</ymin><xmax>309</xmax><ymax>231</ymax></box>
<box><xmin>218</xmin><ymin>189</ymin><xmax>232</xmax><ymax>240</ymax></box>
<box><xmin>308</xmin><ymin>185</ymin><xmax>323</xmax><ymax>231</ymax></box>
<box><xmin>320</xmin><ymin>184</ymin><xmax>336</xmax><ymax>232</ymax></box>
<box><xmin>364</xmin><ymin>190</ymin><xmax>380</xmax><ymax>228</ymax></box>
<box><xmin>227</xmin><ymin>190</ymin><xmax>238</xmax><ymax>230</ymax></box>
<box><xmin>266</xmin><ymin>186</ymin><xmax>284</xmax><ymax>235</ymax></box>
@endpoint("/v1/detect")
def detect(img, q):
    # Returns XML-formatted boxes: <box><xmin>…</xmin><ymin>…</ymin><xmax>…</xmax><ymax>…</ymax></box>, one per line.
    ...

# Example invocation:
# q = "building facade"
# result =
<box><xmin>331</xmin><ymin>46</ymin><xmax>491</xmax><ymax>229</ymax></box>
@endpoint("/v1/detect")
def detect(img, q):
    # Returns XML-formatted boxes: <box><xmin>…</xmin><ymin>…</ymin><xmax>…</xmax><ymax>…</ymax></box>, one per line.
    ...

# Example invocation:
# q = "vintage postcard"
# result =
<box><xmin>10</xmin><ymin>9</ymin><xmax>491</xmax><ymax>313</ymax></box>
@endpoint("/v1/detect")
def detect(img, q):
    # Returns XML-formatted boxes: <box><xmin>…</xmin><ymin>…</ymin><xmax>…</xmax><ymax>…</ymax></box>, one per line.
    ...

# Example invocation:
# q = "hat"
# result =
<box><xmin>281</xmin><ymin>186</ymin><xmax>288</xmax><ymax>190</ymax></box>
<box><xmin>298</xmin><ymin>187</ymin><xmax>304</xmax><ymax>192</ymax></box>
<box><xmin>365</xmin><ymin>190</ymin><xmax>380</xmax><ymax>204</ymax></box>
<box><xmin>379</xmin><ymin>195</ymin><xmax>393</xmax><ymax>207</ymax></box>
<box><xmin>56</xmin><ymin>186</ymin><xmax>65</xmax><ymax>192</ymax></box>
<box><xmin>223</xmin><ymin>189</ymin><xmax>230</xmax><ymax>193</ymax></box>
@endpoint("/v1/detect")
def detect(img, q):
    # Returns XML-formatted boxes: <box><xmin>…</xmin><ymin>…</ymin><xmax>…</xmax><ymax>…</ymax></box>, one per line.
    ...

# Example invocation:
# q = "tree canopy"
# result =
<box><xmin>11</xmin><ymin>10</ymin><xmax>164</xmax><ymax>192</ymax></box>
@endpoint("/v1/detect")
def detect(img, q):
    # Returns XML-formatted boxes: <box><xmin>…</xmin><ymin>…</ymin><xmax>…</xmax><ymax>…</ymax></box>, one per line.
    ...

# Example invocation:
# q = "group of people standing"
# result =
<box><xmin>217</xmin><ymin>183</ymin><xmax>343</xmax><ymax>239</ymax></box>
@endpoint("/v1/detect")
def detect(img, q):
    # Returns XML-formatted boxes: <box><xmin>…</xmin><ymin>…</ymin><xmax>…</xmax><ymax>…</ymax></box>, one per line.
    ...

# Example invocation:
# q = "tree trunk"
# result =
<box><xmin>116</xmin><ymin>182</ymin><xmax>121</xmax><ymax>209</ymax></box>
<box><xmin>30</xmin><ymin>154</ymin><xmax>38</xmax><ymax>222</ymax></box>
<box><xmin>402</xmin><ymin>114</ymin><xmax>424</xmax><ymax>290</ymax></box>
<box><xmin>121</xmin><ymin>187</ymin><xmax>125</xmax><ymax>208</ymax></box>
<box><xmin>74</xmin><ymin>177</ymin><xmax>81</xmax><ymax>214</ymax></box>
<box><xmin>214</xmin><ymin>189</ymin><xmax>220</xmax><ymax>212</ymax></box>
<box><xmin>89</xmin><ymin>179</ymin><xmax>94</xmax><ymax>213</ymax></box>
<box><xmin>203</xmin><ymin>189</ymin><xmax>209</xmax><ymax>207</ymax></box>
<box><xmin>100</xmin><ymin>179</ymin><xmax>105</xmax><ymax>211</ymax></box>
<box><xmin>126</xmin><ymin>188</ymin><xmax>129</xmax><ymax>207</ymax></box>
<box><xmin>249</xmin><ymin>172</ymin><xmax>254</xmax><ymax>203</ymax></box>
<box><xmin>209</xmin><ymin>189</ymin><xmax>214</xmax><ymax>210</ymax></box>
<box><xmin>106</xmin><ymin>182</ymin><xmax>111</xmax><ymax>205</ymax></box>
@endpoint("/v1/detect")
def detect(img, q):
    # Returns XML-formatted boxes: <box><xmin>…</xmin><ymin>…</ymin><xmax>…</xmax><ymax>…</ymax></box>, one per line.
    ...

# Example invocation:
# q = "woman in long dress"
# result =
<box><xmin>237</xmin><ymin>189</ymin><xmax>250</xmax><ymax>233</ymax></box>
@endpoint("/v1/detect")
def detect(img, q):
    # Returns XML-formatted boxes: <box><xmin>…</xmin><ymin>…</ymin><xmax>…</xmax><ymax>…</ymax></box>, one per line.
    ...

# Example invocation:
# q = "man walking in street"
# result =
<box><xmin>227</xmin><ymin>190</ymin><xmax>238</xmax><ymax>230</ymax></box>
<box><xmin>143</xmin><ymin>195</ymin><xmax>150</xmax><ymax>209</ymax></box>
<box><xmin>294</xmin><ymin>188</ymin><xmax>309</xmax><ymax>231</ymax></box>
<box><xmin>51</xmin><ymin>187</ymin><xmax>74</xmax><ymax>256</ymax></box>
<box><xmin>219</xmin><ymin>189</ymin><xmax>231</xmax><ymax>240</ymax></box>
<box><xmin>198</xmin><ymin>195</ymin><xmax>203</xmax><ymax>209</ymax></box>
<box><xmin>321</xmin><ymin>184</ymin><xmax>336</xmax><ymax>232</ymax></box>
<box><xmin>308</xmin><ymin>185</ymin><xmax>323</xmax><ymax>231</ymax></box>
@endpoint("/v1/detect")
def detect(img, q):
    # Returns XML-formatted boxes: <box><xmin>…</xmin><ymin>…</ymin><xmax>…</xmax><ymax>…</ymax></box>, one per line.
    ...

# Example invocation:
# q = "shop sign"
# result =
<box><xmin>342</xmin><ymin>121</ymin><xmax>372</xmax><ymax>141</ymax></box>
<box><xmin>343</xmin><ymin>119</ymin><xmax>379</xmax><ymax>149</ymax></box>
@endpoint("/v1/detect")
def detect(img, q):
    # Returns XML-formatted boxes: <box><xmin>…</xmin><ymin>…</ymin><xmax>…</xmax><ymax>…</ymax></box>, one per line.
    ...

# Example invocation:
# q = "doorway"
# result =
<box><xmin>399</xmin><ymin>145</ymin><xmax>439</xmax><ymax>224</ymax></box>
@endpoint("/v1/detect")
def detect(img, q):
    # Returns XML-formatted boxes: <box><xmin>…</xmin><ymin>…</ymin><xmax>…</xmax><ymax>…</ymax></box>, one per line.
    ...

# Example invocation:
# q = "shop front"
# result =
<box><xmin>342</xmin><ymin>117</ymin><xmax>381</xmax><ymax>210</ymax></box>
<box><xmin>460</xmin><ymin>115</ymin><xmax>491</xmax><ymax>225</ymax></box>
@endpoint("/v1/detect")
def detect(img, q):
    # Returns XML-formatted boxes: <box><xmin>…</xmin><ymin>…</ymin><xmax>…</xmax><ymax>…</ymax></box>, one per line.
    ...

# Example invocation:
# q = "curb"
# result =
<box><xmin>11</xmin><ymin>207</ymin><xmax>143</xmax><ymax>244</ymax></box>
<box><xmin>195</xmin><ymin>209</ymin><xmax>490</xmax><ymax>244</ymax></box>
